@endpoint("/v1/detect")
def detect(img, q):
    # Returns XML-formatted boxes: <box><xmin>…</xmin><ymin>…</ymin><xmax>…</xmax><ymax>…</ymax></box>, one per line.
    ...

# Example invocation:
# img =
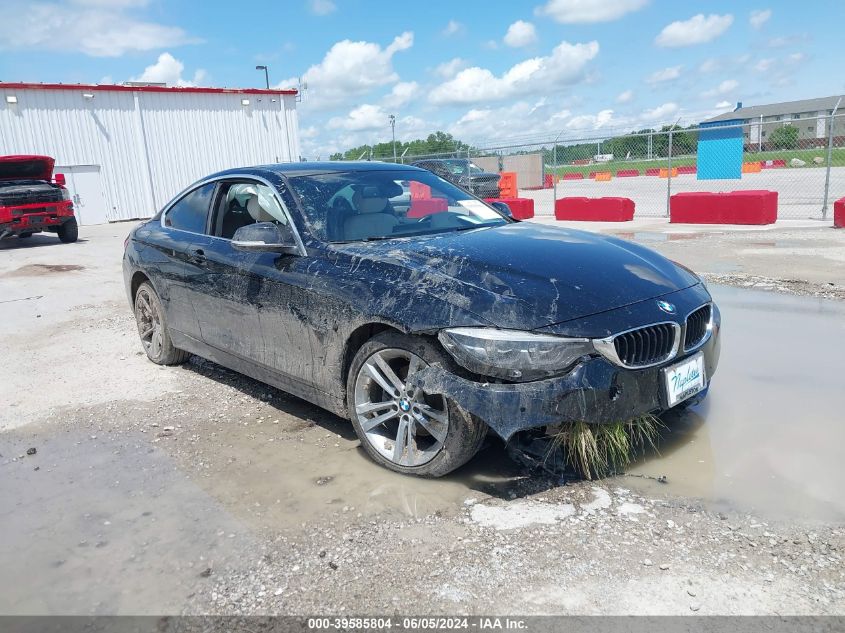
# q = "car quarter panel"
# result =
<box><xmin>124</xmin><ymin>222</ymin><xmax>205</xmax><ymax>339</ymax></box>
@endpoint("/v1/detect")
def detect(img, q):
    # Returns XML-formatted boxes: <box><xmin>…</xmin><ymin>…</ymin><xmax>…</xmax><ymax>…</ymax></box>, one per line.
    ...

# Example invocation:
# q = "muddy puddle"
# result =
<box><xmin>624</xmin><ymin>285</ymin><xmax>845</xmax><ymax>522</ymax></box>
<box><xmin>179</xmin><ymin>416</ymin><xmax>524</xmax><ymax>532</ymax></box>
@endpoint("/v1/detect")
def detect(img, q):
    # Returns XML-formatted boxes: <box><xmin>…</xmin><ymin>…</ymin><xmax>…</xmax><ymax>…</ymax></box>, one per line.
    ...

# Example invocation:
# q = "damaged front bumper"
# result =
<box><xmin>412</xmin><ymin>314</ymin><xmax>720</xmax><ymax>441</ymax></box>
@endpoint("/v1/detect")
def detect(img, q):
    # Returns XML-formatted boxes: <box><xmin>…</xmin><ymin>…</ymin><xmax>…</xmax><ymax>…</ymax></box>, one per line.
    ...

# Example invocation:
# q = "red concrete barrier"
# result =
<box><xmin>670</xmin><ymin>190</ymin><xmax>777</xmax><ymax>225</ymax></box>
<box><xmin>588</xmin><ymin>171</ymin><xmax>597</xmax><ymax>179</ymax></box>
<box><xmin>562</xmin><ymin>172</ymin><xmax>584</xmax><ymax>180</ymax></box>
<box><xmin>834</xmin><ymin>197</ymin><xmax>845</xmax><ymax>228</ymax></box>
<box><xmin>554</xmin><ymin>197</ymin><xmax>635</xmax><ymax>222</ymax></box>
<box><xmin>762</xmin><ymin>159</ymin><xmax>787</xmax><ymax>169</ymax></box>
<box><xmin>409</xmin><ymin>181</ymin><xmax>432</xmax><ymax>200</ymax></box>
<box><xmin>677</xmin><ymin>165</ymin><xmax>697</xmax><ymax>175</ymax></box>
<box><xmin>616</xmin><ymin>169</ymin><xmax>640</xmax><ymax>177</ymax></box>
<box><xmin>544</xmin><ymin>173</ymin><xmax>554</xmax><ymax>188</ymax></box>
<box><xmin>645</xmin><ymin>168</ymin><xmax>661</xmax><ymax>176</ymax></box>
<box><xmin>407</xmin><ymin>197</ymin><xmax>448</xmax><ymax>218</ymax></box>
<box><xmin>485</xmin><ymin>197</ymin><xmax>534</xmax><ymax>220</ymax></box>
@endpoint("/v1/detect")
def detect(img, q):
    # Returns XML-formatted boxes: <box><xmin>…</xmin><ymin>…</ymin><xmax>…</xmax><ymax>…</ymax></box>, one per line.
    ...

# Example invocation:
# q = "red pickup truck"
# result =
<box><xmin>0</xmin><ymin>155</ymin><xmax>78</xmax><ymax>242</ymax></box>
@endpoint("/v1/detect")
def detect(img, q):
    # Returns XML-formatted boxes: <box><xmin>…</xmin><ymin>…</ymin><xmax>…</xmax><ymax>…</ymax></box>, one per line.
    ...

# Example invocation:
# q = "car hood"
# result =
<box><xmin>0</xmin><ymin>155</ymin><xmax>55</xmax><ymax>182</ymax></box>
<box><xmin>332</xmin><ymin>222</ymin><xmax>700</xmax><ymax>331</ymax></box>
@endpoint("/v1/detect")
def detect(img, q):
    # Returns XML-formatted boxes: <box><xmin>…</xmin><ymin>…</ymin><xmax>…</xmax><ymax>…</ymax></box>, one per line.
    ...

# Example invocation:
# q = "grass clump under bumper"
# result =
<box><xmin>544</xmin><ymin>414</ymin><xmax>663</xmax><ymax>480</ymax></box>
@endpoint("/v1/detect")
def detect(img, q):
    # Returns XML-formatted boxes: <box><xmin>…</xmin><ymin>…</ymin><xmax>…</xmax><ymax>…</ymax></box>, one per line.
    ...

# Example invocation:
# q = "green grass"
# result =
<box><xmin>544</xmin><ymin>415</ymin><xmax>663</xmax><ymax>480</ymax></box>
<box><xmin>551</xmin><ymin>147</ymin><xmax>845</xmax><ymax>178</ymax></box>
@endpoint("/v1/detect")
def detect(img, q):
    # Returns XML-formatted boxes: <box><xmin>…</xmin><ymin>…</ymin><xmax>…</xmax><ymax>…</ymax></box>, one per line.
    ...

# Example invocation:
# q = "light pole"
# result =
<box><xmin>255</xmin><ymin>65</ymin><xmax>269</xmax><ymax>89</ymax></box>
<box><xmin>389</xmin><ymin>114</ymin><xmax>397</xmax><ymax>162</ymax></box>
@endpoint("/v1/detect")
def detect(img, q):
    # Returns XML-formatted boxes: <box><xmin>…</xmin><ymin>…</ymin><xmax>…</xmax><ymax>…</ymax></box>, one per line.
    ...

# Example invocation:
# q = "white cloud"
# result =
<box><xmin>715</xmin><ymin>100</ymin><xmax>732</xmax><ymax>109</ymax></box>
<box><xmin>749</xmin><ymin>9</ymin><xmax>771</xmax><ymax>29</ymax></box>
<box><xmin>300</xmin><ymin>126</ymin><xmax>320</xmax><ymax>139</ymax></box>
<box><xmin>428</xmin><ymin>40</ymin><xmax>599</xmax><ymax>105</ymax></box>
<box><xmin>328</xmin><ymin>104</ymin><xmax>389</xmax><ymax>132</ymax></box>
<box><xmin>754</xmin><ymin>57</ymin><xmax>775</xmax><ymax>72</ymax></box>
<box><xmin>72</xmin><ymin>0</ymin><xmax>148</xmax><ymax>6</ymax></box>
<box><xmin>307</xmin><ymin>0</ymin><xmax>336</xmax><ymax>15</ymax></box>
<box><xmin>699</xmin><ymin>58</ymin><xmax>719</xmax><ymax>73</ymax></box>
<box><xmin>646</xmin><ymin>65</ymin><xmax>682</xmax><ymax>84</ymax></box>
<box><xmin>566</xmin><ymin>109</ymin><xmax>615</xmax><ymax>130</ymax></box>
<box><xmin>702</xmin><ymin>79</ymin><xmax>739</xmax><ymax>97</ymax></box>
<box><xmin>448</xmin><ymin>100</ymin><xmax>572</xmax><ymax>142</ymax></box>
<box><xmin>655</xmin><ymin>14</ymin><xmax>734</xmax><ymax>47</ymax></box>
<box><xmin>639</xmin><ymin>102</ymin><xmax>679</xmax><ymax>123</ymax></box>
<box><xmin>131</xmin><ymin>52</ymin><xmax>207</xmax><ymax>86</ymax></box>
<box><xmin>383</xmin><ymin>81</ymin><xmax>420</xmax><ymax>108</ymax></box>
<box><xmin>442</xmin><ymin>20</ymin><xmax>463</xmax><ymax>36</ymax></box>
<box><xmin>0</xmin><ymin>0</ymin><xmax>197</xmax><ymax>57</ymax></box>
<box><xmin>535</xmin><ymin>0</ymin><xmax>648</xmax><ymax>24</ymax></box>
<box><xmin>277</xmin><ymin>32</ymin><xmax>413</xmax><ymax>108</ymax></box>
<box><xmin>504</xmin><ymin>20</ymin><xmax>537</xmax><ymax>48</ymax></box>
<box><xmin>616</xmin><ymin>89</ymin><xmax>634</xmax><ymax>103</ymax></box>
<box><xmin>434</xmin><ymin>57</ymin><xmax>467</xmax><ymax>78</ymax></box>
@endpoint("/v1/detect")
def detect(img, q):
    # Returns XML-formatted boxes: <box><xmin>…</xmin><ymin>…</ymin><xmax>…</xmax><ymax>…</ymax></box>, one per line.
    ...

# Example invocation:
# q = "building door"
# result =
<box><xmin>56</xmin><ymin>165</ymin><xmax>109</xmax><ymax>225</ymax></box>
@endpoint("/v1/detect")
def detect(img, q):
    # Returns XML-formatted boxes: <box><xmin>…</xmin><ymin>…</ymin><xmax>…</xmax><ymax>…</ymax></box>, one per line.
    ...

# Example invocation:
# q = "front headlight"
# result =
<box><xmin>438</xmin><ymin>327</ymin><xmax>595</xmax><ymax>382</ymax></box>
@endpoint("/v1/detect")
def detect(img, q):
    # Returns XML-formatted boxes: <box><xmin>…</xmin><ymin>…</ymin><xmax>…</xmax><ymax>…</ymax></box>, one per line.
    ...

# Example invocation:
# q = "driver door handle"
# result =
<box><xmin>188</xmin><ymin>248</ymin><xmax>207</xmax><ymax>265</ymax></box>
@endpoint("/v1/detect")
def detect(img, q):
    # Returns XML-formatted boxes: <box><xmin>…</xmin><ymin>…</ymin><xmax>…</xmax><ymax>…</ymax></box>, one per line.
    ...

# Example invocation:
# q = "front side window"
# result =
<box><xmin>164</xmin><ymin>183</ymin><xmax>215</xmax><ymax>234</ymax></box>
<box><xmin>287</xmin><ymin>169</ymin><xmax>508</xmax><ymax>243</ymax></box>
<box><xmin>210</xmin><ymin>181</ymin><xmax>289</xmax><ymax>239</ymax></box>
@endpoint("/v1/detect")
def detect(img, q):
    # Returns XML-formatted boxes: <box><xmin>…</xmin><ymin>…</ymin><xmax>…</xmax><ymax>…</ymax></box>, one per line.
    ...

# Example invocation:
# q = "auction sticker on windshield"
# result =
<box><xmin>664</xmin><ymin>352</ymin><xmax>706</xmax><ymax>407</ymax></box>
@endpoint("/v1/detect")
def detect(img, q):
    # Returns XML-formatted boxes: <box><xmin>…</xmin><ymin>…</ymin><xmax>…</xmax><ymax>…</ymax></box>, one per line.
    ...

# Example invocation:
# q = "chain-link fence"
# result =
<box><xmin>336</xmin><ymin>112</ymin><xmax>845</xmax><ymax>220</ymax></box>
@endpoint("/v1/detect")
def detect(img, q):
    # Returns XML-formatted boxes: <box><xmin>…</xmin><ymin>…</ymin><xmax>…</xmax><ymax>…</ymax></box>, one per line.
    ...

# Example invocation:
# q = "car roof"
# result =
<box><xmin>208</xmin><ymin>161</ymin><xmax>427</xmax><ymax>180</ymax></box>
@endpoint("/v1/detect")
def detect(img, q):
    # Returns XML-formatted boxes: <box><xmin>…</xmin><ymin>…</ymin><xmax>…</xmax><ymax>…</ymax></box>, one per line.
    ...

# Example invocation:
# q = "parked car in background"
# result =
<box><xmin>0</xmin><ymin>155</ymin><xmax>78</xmax><ymax>242</ymax></box>
<box><xmin>412</xmin><ymin>158</ymin><xmax>501</xmax><ymax>198</ymax></box>
<box><xmin>124</xmin><ymin>162</ymin><xmax>719</xmax><ymax>477</ymax></box>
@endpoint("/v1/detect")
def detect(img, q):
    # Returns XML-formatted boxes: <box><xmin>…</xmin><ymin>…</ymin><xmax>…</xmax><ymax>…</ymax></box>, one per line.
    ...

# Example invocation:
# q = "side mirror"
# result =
<box><xmin>54</xmin><ymin>173</ymin><xmax>66</xmax><ymax>186</ymax></box>
<box><xmin>490</xmin><ymin>201</ymin><xmax>513</xmax><ymax>218</ymax></box>
<box><xmin>232</xmin><ymin>222</ymin><xmax>299</xmax><ymax>255</ymax></box>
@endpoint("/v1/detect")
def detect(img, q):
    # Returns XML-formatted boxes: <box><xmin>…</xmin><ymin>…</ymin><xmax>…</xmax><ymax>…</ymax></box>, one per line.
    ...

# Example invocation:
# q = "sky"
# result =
<box><xmin>1</xmin><ymin>0</ymin><xmax>842</xmax><ymax>159</ymax></box>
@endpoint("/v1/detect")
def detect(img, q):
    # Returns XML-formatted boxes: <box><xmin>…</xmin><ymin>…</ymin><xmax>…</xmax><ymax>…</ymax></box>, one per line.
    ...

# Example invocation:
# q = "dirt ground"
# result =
<box><xmin>1</xmin><ymin>221</ymin><xmax>844</xmax><ymax>616</ymax></box>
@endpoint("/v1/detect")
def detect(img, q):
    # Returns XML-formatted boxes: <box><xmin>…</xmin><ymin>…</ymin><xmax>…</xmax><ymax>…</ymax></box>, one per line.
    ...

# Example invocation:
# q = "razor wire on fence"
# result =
<box><xmin>334</xmin><ymin>112</ymin><xmax>845</xmax><ymax>220</ymax></box>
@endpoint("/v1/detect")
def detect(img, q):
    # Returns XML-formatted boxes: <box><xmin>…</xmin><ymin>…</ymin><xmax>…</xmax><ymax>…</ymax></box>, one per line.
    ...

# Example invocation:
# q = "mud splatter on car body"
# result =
<box><xmin>123</xmin><ymin>162</ymin><xmax>720</xmax><ymax>461</ymax></box>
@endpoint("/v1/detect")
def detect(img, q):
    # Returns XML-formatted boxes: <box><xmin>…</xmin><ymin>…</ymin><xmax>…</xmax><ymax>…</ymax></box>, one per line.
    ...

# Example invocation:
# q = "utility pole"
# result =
<box><xmin>255</xmin><ymin>65</ymin><xmax>270</xmax><ymax>89</ymax></box>
<box><xmin>666</xmin><ymin>117</ymin><xmax>681</xmax><ymax>217</ymax></box>
<box><xmin>822</xmin><ymin>97</ymin><xmax>842</xmax><ymax>219</ymax></box>
<box><xmin>389</xmin><ymin>114</ymin><xmax>397</xmax><ymax>162</ymax></box>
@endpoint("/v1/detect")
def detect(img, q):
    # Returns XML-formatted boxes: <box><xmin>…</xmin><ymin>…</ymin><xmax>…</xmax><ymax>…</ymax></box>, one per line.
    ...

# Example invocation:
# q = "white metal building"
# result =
<box><xmin>0</xmin><ymin>82</ymin><xmax>300</xmax><ymax>225</ymax></box>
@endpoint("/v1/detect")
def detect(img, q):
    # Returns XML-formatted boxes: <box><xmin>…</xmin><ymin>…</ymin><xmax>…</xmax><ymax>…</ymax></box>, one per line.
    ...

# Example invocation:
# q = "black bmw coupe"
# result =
<box><xmin>123</xmin><ymin>162</ymin><xmax>720</xmax><ymax>476</ymax></box>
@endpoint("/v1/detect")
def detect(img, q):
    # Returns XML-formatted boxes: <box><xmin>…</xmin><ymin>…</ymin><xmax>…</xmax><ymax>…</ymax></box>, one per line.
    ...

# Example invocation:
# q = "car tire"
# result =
<box><xmin>347</xmin><ymin>330</ymin><xmax>487</xmax><ymax>477</ymax></box>
<box><xmin>57</xmin><ymin>218</ymin><xmax>79</xmax><ymax>243</ymax></box>
<box><xmin>18</xmin><ymin>232</ymin><xmax>34</xmax><ymax>239</ymax></box>
<box><xmin>133</xmin><ymin>281</ymin><xmax>190</xmax><ymax>366</ymax></box>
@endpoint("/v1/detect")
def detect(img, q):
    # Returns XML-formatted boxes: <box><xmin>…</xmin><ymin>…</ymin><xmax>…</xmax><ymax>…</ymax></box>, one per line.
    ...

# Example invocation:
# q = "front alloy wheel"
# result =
<box><xmin>354</xmin><ymin>348</ymin><xmax>449</xmax><ymax>467</ymax></box>
<box><xmin>346</xmin><ymin>331</ymin><xmax>487</xmax><ymax>477</ymax></box>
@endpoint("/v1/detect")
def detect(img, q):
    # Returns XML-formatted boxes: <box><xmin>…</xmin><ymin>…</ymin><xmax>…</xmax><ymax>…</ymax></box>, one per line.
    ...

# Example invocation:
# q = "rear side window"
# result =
<box><xmin>164</xmin><ymin>183</ymin><xmax>215</xmax><ymax>233</ymax></box>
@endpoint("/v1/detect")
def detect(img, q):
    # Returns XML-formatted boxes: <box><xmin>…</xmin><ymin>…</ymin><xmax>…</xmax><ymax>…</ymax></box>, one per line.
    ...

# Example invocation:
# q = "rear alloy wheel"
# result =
<box><xmin>347</xmin><ymin>331</ymin><xmax>486</xmax><ymax>477</ymax></box>
<box><xmin>134</xmin><ymin>282</ymin><xmax>189</xmax><ymax>365</ymax></box>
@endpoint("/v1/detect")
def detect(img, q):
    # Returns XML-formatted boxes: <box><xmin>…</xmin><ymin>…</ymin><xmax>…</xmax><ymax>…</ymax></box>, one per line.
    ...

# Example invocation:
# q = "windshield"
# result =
<box><xmin>441</xmin><ymin>159</ymin><xmax>483</xmax><ymax>176</ymax></box>
<box><xmin>287</xmin><ymin>168</ymin><xmax>508</xmax><ymax>243</ymax></box>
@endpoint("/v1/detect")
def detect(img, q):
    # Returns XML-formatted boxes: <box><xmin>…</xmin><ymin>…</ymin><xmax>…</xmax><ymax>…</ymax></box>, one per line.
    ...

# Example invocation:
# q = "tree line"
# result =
<box><xmin>329</xmin><ymin>124</ymin><xmax>706</xmax><ymax>163</ymax></box>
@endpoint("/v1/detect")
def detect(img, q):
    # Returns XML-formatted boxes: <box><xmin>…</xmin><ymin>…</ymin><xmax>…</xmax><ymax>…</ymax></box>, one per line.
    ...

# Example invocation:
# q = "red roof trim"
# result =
<box><xmin>0</xmin><ymin>82</ymin><xmax>297</xmax><ymax>96</ymax></box>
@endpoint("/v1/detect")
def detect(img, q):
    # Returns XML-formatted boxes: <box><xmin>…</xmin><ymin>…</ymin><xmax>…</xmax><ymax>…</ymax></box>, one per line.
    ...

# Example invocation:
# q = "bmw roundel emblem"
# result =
<box><xmin>657</xmin><ymin>300</ymin><xmax>676</xmax><ymax>314</ymax></box>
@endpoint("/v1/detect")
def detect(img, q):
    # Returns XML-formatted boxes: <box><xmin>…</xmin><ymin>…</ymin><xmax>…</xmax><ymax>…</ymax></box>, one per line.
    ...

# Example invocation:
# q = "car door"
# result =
<box><xmin>152</xmin><ymin>181</ymin><xmax>217</xmax><ymax>340</ymax></box>
<box><xmin>191</xmin><ymin>180</ymin><xmax>291</xmax><ymax>368</ymax></box>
